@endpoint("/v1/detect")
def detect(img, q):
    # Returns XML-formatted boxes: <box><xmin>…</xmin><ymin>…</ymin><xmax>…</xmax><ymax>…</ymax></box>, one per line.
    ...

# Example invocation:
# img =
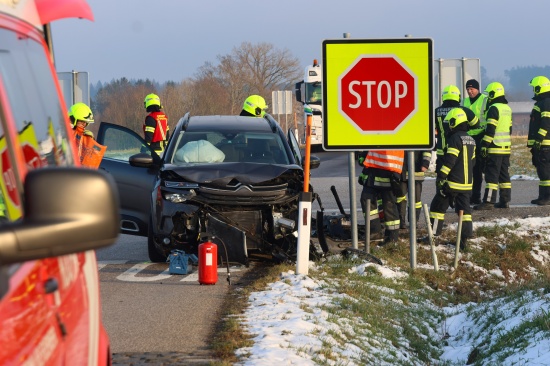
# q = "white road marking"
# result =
<box><xmin>116</xmin><ymin>263</ymin><xmax>172</xmax><ymax>282</ymax></box>
<box><xmin>180</xmin><ymin>267</ymin><xmax>242</xmax><ymax>282</ymax></box>
<box><xmin>97</xmin><ymin>260</ymin><xmax>128</xmax><ymax>270</ymax></box>
<box><xmin>98</xmin><ymin>261</ymin><xmax>244</xmax><ymax>283</ymax></box>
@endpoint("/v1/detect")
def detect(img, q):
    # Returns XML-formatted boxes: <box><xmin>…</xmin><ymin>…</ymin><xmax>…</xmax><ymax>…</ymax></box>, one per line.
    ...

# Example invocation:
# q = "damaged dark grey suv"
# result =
<box><xmin>96</xmin><ymin>113</ymin><xmax>321</xmax><ymax>265</ymax></box>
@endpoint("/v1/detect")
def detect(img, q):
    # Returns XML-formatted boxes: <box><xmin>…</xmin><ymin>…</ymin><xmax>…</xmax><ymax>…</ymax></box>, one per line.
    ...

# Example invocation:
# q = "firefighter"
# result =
<box><xmin>474</xmin><ymin>82</ymin><xmax>513</xmax><ymax>210</ymax></box>
<box><xmin>143</xmin><ymin>93</ymin><xmax>169</xmax><ymax>155</ymax></box>
<box><xmin>357</xmin><ymin>150</ymin><xmax>404</xmax><ymax>246</ymax></box>
<box><xmin>240</xmin><ymin>95</ymin><xmax>268</xmax><ymax>117</ymax></box>
<box><xmin>463</xmin><ymin>79</ymin><xmax>488</xmax><ymax>204</ymax></box>
<box><xmin>434</xmin><ymin>85</ymin><xmax>462</xmax><ymax>172</ymax></box>
<box><xmin>528</xmin><ymin>76</ymin><xmax>550</xmax><ymax>205</ymax></box>
<box><xmin>69</xmin><ymin>102</ymin><xmax>95</xmax><ymax>138</ymax></box>
<box><xmin>427</xmin><ymin>108</ymin><xmax>476</xmax><ymax>249</ymax></box>
<box><xmin>396</xmin><ymin>150</ymin><xmax>432</xmax><ymax>229</ymax></box>
<box><xmin>434</xmin><ymin>85</ymin><xmax>479</xmax><ymax>172</ymax></box>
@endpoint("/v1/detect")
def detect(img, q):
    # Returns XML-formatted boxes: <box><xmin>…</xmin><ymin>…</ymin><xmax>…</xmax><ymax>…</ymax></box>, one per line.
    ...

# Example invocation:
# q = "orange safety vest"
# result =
<box><xmin>363</xmin><ymin>150</ymin><xmax>405</xmax><ymax>174</ymax></box>
<box><xmin>144</xmin><ymin>111</ymin><xmax>169</xmax><ymax>143</ymax></box>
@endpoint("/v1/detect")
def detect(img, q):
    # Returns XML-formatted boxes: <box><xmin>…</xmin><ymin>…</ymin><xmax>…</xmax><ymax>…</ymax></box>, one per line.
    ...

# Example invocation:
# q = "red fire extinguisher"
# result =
<box><xmin>198</xmin><ymin>241</ymin><xmax>218</xmax><ymax>285</ymax></box>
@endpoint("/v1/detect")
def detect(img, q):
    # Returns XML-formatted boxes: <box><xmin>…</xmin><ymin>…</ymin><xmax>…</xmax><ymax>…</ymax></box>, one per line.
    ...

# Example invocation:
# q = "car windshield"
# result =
<box><xmin>168</xmin><ymin>130</ymin><xmax>290</xmax><ymax>165</ymax></box>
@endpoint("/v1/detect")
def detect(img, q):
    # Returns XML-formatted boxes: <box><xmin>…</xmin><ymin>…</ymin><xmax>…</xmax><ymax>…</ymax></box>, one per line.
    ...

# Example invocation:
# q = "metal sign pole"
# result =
<box><xmin>407</xmin><ymin>151</ymin><xmax>417</xmax><ymax>269</ymax></box>
<box><xmin>296</xmin><ymin>114</ymin><xmax>313</xmax><ymax>275</ymax></box>
<box><xmin>342</xmin><ymin>32</ymin><xmax>358</xmax><ymax>250</ymax></box>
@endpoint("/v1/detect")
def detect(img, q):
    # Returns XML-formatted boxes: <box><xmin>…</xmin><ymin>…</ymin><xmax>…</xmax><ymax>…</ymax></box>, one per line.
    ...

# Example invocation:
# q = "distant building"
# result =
<box><xmin>509</xmin><ymin>101</ymin><xmax>533</xmax><ymax>136</ymax></box>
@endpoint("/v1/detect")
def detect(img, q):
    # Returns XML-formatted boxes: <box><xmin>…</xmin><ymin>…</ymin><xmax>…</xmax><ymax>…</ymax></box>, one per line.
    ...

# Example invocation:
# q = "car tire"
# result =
<box><xmin>148</xmin><ymin>217</ymin><xmax>166</xmax><ymax>263</ymax></box>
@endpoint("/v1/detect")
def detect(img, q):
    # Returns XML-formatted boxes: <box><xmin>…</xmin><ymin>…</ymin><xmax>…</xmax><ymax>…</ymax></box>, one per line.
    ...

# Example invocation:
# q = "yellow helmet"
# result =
<box><xmin>242</xmin><ymin>95</ymin><xmax>268</xmax><ymax>117</ymax></box>
<box><xmin>144</xmin><ymin>93</ymin><xmax>161</xmax><ymax>109</ymax></box>
<box><xmin>445</xmin><ymin>107</ymin><xmax>468</xmax><ymax>130</ymax></box>
<box><xmin>69</xmin><ymin>103</ymin><xmax>94</xmax><ymax>127</ymax></box>
<box><xmin>529</xmin><ymin>76</ymin><xmax>550</xmax><ymax>96</ymax></box>
<box><xmin>442</xmin><ymin>85</ymin><xmax>460</xmax><ymax>102</ymax></box>
<box><xmin>484</xmin><ymin>82</ymin><xmax>505</xmax><ymax>100</ymax></box>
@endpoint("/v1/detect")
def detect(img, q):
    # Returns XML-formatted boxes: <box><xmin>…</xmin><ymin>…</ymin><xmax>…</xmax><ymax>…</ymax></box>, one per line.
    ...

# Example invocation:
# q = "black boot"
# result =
<box><xmin>494</xmin><ymin>201</ymin><xmax>509</xmax><ymax>209</ymax></box>
<box><xmin>380</xmin><ymin>230</ymin><xmax>399</xmax><ymax>247</ymax></box>
<box><xmin>470</xmin><ymin>196</ymin><xmax>482</xmax><ymax>205</ymax></box>
<box><xmin>535</xmin><ymin>197</ymin><xmax>550</xmax><ymax>206</ymax></box>
<box><xmin>474</xmin><ymin>202</ymin><xmax>494</xmax><ymax>210</ymax></box>
<box><xmin>460</xmin><ymin>237</ymin><xmax>468</xmax><ymax>250</ymax></box>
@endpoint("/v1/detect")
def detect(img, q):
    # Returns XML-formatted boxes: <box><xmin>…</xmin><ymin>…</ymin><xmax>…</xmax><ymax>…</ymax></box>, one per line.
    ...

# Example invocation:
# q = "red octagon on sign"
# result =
<box><xmin>339</xmin><ymin>56</ymin><xmax>417</xmax><ymax>133</ymax></box>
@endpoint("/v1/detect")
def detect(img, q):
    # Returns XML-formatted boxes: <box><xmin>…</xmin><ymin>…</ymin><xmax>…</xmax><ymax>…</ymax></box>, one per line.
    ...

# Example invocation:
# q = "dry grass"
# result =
<box><xmin>210</xmin><ymin>136</ymin><xmax>546</xmax><ymax>364</ymax></box>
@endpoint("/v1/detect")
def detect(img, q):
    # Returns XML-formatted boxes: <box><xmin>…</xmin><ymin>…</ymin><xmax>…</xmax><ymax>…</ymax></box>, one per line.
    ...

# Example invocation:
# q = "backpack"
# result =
<box><xmin>166</xmin><ymin>250</ymin><xmax>198</xmax><ymax>275</ymax></box>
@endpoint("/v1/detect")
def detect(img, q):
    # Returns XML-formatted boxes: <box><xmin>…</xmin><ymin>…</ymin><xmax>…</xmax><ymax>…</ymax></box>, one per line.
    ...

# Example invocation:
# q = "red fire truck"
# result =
<box><xmin>0</xmin><ymin>1</ymin><xmax>119</xmax><ymax>365</ymax></box>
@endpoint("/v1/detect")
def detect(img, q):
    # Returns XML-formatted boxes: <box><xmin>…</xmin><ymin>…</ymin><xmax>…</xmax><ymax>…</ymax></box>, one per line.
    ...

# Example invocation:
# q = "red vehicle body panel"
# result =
<box><xmin>0</xmin><ymin>0</ymin><xmax>111</xmax><ymax>365</ymax></box>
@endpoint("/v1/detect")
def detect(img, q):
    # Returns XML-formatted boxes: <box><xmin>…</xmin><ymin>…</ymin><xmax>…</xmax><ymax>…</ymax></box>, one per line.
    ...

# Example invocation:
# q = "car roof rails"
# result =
<box><xmin>264</xmin><ymin>114</ymin><xmax>279</xmax><ymax>133</ymax></box>
<box><xmin>178</xmin><ymin>112</ymin><xmax>191</xmax><ymax>131</ymax></box>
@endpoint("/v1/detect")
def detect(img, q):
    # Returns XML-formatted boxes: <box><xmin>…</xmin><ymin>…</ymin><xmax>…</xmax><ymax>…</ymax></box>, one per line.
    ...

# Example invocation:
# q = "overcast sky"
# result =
<box><xmin>52</xmin><ymin>0</ymin><xmax>544</xmax><ymax>86</ymax></box>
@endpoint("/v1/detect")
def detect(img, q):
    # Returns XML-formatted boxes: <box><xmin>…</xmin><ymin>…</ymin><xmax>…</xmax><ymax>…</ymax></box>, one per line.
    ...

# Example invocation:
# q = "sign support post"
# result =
<box><xmin>296</xmin><ymin>114</ymin><xmax>313</xmax><ymax>275</ymax></box>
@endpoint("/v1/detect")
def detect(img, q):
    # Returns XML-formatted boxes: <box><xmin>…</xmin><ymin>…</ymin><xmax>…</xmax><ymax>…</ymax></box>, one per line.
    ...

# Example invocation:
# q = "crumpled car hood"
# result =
<box><xmin>162</xmin><ymin>162</ymin><xmax>303</xmax><ymax>185</ymax></box>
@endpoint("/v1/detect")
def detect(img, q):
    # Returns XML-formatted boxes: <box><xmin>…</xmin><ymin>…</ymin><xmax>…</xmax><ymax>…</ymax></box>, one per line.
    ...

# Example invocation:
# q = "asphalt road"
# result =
<box><xmin>96</xmin><ymin>150</ymin><xmax>547</xmax><ymax>364</ymax></box>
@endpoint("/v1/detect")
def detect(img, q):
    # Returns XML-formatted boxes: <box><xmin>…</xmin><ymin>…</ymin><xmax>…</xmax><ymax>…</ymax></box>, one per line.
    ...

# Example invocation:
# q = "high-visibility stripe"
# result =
<box><xmin>447</xmin><ymin>147</ymin><xmax>459</xmax><ymax>156</ymax></box>
<box><xmin>540</xmin><ymin>180</ymin><xmax>550</xmax><ymax>187</ymax></box>
<box><xmin>364</xmin><ymin>150</ymin><xmax>404</xmax><ymax>173</ymax></box>
<box><xmin>430</xmin><ymin>212</ymin><xmax>445</xmax><ymax>220</ymax></box>
<box><xmin>463</xmin><ymin>214</ymin><xmax>472</xmax><ymax>222</ymax></box>
<box><xmin>499</xmin><ymin>182</ymin><xmax>512</xmax><ymax>189</ymax></box>
<box><xmin>447</xmin><ymin>181</ymin><xmax>472</xmax><ymax>190</ymax></box>
<box><xmin>441</xmin><ymin>165</ymin><xmax>450</xmax><ymax>175</ymax></box>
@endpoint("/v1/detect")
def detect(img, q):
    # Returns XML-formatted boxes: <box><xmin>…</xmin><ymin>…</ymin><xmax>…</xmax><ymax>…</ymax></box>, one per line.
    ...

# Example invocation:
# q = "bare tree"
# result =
<box><xmin>215</xmin><ymin>42</ymin><xmax>302</xmax><ymax>114</ymax></box>
<box><xmin>91</xmin><ymin>42</ymin><xmax>303</xmax><ymax>131</ymax></box>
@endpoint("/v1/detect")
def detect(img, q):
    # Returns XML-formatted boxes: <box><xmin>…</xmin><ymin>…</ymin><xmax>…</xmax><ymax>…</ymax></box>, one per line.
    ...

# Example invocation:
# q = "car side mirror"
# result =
<box><xmin>0</xmin><ymin>168</ymin><xmax>120</xmax><ymax>265</ymax></box>
<box><xmin>129</xmin><ymin>153</ymin><xmax>155</xmax><ymax>168</ymax></box>
<box><xmin>303</xmin><ymin>155</ymin><xmax>321</xmax><ymax>170</ymax></box>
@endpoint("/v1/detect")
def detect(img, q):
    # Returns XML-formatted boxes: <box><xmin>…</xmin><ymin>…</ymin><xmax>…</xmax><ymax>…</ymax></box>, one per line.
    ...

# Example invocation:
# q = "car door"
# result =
<box><xmin>288</xmin><ymin>127</ymin><xmax>303</xmax><ymax>167</ymax></box>
<box><xmin>96</xmin><ymin>122</ymin><xmax>159</xmax><ymax>236</ymax></box>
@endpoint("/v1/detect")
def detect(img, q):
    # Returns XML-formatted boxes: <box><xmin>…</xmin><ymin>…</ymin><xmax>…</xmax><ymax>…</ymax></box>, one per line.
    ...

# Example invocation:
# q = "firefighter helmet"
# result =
<box><xmin>144</xmin><ymin>93</ymin><xmax>161</xmax><ymax>109</ymax></box>
<box><xmin>529</xmin><ymin>76</ymin><xmax>550</xmax><ymax>96</ymax></box>
<box><xmin>445</xmin><ymin>108</ymin><xmax>468</xmax><ymax>130</ymax></box>
<box><xmin>484</xmin><ymin>82</ymin><xmax>505</xmax><ymax>100</ymax></box>
<box><xmin>69</xmin><ymin>103</ymin><xmax>94</xmax><ymax>127</ymax></box>
<box><xmin>242</xmin><ymin>95</ymin><xmax>268</xmax><ymax>117</ymax></box>
<box><xmin>442</xmin><ymin>85</ymin><xmax>461</xmax><ymax>102</ymax></box>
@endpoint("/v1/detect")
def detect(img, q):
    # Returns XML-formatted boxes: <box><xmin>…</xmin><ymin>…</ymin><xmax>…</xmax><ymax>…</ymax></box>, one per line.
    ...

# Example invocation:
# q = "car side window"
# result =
<box><xmin>0</xmin><ymin>28</ymin><xmax>74</xmax><ymax>175</ymax></box>
<box><xmin>102</xmin><ymin>125</ymin><xmax>151</xmax><ymax>161</ymax></box>
<box><xmin>1</xmin><ymin>29</ymin><xmax>73</xmax><ymax>222</ymax></box>
<box><xmin>0</xmin><ymin>117</ymin><xmax>13</xmax><ymax>223</ymax></box>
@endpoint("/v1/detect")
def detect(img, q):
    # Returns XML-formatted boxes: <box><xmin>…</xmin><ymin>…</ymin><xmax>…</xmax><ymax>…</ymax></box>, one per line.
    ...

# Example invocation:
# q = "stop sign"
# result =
<box><xmin>339</xmin><ymin>56</ymin><xmax>417</xmax><ymax>133</ymax></box>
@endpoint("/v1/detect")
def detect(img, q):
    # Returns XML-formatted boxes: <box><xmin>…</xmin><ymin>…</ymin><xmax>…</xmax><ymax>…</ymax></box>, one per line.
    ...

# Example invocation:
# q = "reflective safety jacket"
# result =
<box><xmin>482</xmin><ymin>101</ymin><xmax>512</xmax><ymax>154</ymax></box>
<box><xmin>144</xmin><ymin>111</ymin><xmax>169</xmax><ymax>152</ymax></box>
<box><xmin>464</xmin><ymin>93</ymin><xmax>488</xmax><ymax>136</ymax></box>
<box><xmin>364</xmin><ymin>150</ymin><xmax>404</xmax><ymax>174</ymax></box>
<box><xmin>528</xmin><ymin>92</ymin><xmax>550</xmax><ymax>147</ymax></box>
<box><xmin>435</xmin><ymin>102</ymin><xmax>478</xmax><ymax>156</ymax></box>
<box><xmin>438</xmin><ymin>131</ymin><xmax>476</xmax><ymax>191</ymax></box>
<box><xmin>434</xmin><ymin>101</ymin><xmax>460</xmax><ymax>156</ymax></box>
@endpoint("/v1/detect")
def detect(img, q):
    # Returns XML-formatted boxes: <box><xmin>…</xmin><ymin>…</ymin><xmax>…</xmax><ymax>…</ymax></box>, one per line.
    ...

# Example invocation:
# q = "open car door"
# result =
<box><xmin>96</xmin><ymin>122</ymin><xmax>159</xmax><ymax>236</ymax></box>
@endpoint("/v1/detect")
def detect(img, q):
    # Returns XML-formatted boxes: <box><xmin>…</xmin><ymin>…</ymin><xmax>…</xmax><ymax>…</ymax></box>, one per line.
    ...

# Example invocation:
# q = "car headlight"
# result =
<box><xmin>164</xmin><ymin>189</ymin><xmax>196</xmax><ymax>203</ymax></box>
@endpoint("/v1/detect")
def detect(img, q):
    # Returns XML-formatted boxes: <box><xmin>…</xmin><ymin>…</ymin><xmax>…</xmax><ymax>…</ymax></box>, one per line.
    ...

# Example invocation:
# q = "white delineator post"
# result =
<box><xmin>296</xmin><ymin>113</ymin><xmax>313</xmax><ymax>275</ymax></box>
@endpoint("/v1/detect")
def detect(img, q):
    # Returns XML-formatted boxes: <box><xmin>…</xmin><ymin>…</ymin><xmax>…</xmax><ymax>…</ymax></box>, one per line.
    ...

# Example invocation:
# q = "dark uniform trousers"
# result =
<box><xmin>533</xmin><ymin>147</ymin><xmax>550</xmax><ymax>198</ymax></box>
<box><xmin>483</xmin><ymin>153</ymin><xmax>511</xmax><ymax>203</ymax></box>
<box><xmin>398</xmin><ymin>180</ymin><xmax>422</xmax><ymax>225</ymax></box>
<box><xmin>471</xmin><ymin>134</ymin><xmax>485</xmax><ymax>202</ymax></box>
<box><xmin>429</xmin><ymin>189</ymin><xmax>473</xmax><ymax>240</ymax></box>
<box><xmin>360</xmin><ymin>174</ymin><xmax>401</xmax><ymax>241</ymax></box>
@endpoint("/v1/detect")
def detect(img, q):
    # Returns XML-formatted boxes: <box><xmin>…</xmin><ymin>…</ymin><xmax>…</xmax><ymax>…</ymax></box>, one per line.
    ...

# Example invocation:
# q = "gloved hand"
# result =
<box><xmin>481</xmin><ymin>146</ymin><xmax>488</xmax><ymax>158</ymax></box>
<box><xmin>533</xmin><ymin>140</ymin><xmax>542</xmax><ymax>150</ymax></box>
<box><xmin>356</xmin><ymin>151</ymin><xmax>367</xmax><ymax>167</ymax></box>
<box><xmin>358</xmin><ymin>167</ymin><xmax>368</xmax><ymax>185</ymax></box>
<box><xmin>436</xmin><ymin>179</ymin><xmax>447</xmax><ymax>197</ymax></box>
